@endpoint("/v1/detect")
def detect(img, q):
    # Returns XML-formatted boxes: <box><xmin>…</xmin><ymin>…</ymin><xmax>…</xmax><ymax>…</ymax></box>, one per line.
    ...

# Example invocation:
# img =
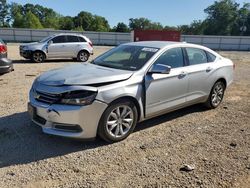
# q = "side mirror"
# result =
<box><xmin>148</xmin><ymin>64</ymin><xmax>171</xmax><ymax>74</ymax></box>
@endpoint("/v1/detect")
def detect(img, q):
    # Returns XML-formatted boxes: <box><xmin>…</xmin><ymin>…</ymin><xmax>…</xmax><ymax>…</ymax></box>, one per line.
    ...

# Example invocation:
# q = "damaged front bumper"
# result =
<box><xmin>28</xmin><ymin>87</ymin><xmax>108</xmax><ymax>139</ymax></box>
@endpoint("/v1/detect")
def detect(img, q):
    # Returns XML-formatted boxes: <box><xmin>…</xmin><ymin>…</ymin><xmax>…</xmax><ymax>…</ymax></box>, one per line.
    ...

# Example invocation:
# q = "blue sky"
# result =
<box><xmin>8</xmin><ymin>0</ymin><xmax>247</xmax><ymax>27</ymax></box>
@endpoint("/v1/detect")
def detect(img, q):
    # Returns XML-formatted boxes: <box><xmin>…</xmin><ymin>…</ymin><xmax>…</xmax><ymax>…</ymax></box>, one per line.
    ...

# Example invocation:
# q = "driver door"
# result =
<box><xmin>47</xmin><ymin>35</ymin><xmax>68</xmax><ymax>58</ymax></box>
<box><xmin>145</xmin><ymin>47</ymin><xmax>189</xmax><ymax>118</ymax></box>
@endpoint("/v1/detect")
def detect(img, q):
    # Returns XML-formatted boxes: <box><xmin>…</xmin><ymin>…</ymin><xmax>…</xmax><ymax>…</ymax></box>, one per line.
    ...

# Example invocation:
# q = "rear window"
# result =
<box><xmin>67</xmin><ymin>35</ymin><xmax>79</xmax><ymax>43</ymax></box>
<box><xmin>186</xmin><ymin>48</ymin><xmax>207</xmax><ymax>65</ymax></box>
<box><xmin>206</xmin><ymin>51</ymin><xmax>217</xmax><ymax>62</ymax></box>
<box><xmin>78</xmin><ymin>37</ymin><xmax>87</xmax><ymax>42</ymax></box>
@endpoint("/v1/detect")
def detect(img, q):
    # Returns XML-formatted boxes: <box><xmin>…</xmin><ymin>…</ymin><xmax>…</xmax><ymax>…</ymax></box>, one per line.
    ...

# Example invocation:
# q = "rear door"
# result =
<box><xmin>145</xmin><ymin>47</ymin><xmax>189</xmax><ymax>118</ymax></box>
<box><xmin>185</xmin><ymin>47</ymin><xmax>217</xmax><ymax>102</ymax></box>
<box><xmin>64</xmin><ymin>35</ymin><xmax>82</xmax><ymax>57</ymax></box>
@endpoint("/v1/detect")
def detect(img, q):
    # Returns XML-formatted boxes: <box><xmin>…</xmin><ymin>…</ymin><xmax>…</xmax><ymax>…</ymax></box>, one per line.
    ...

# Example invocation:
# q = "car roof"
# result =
<box><xmin>124</xmin><ymin>41</ymin><xmax>181</xmax><ymax>49</ymax></box>
<box><xmin>52</xmin><ymin>33</ymin><xmax>85</xmax><ymax>37</ymax></box>
<box><xmin>123</xmin><ymin>41</ymin><xmax>218</xmax><ymax>54</ymax></box>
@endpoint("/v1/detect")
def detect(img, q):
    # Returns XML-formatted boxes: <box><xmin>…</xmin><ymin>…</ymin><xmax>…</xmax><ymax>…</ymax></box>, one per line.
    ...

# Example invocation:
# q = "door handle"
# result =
<box><xmin>206</xmin><ymin>67</ymin><xmax>213</xmax><ymax>72</ymax></box>
<box><xmin>179</xmin><ymin>71</ymin><xmax>187</xmax><ymax>78</ymax></box>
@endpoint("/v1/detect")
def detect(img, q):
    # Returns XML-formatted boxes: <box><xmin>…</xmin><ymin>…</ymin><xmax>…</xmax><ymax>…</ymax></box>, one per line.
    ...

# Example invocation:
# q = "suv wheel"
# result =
<box><xmin>205</xmin><ymin>81</ymin><xmax>225</xmax><ymax>109</ymax></box>
<box><xmin>77</xmin><ymin>51</ymin><xmax>89</xmax><ymax>62</ymax></box>
<box><xmin>32</xmin><ymin>51</ymin><xmax>45</xmax><ymax>63</ymax></box>
<box><xmin>98</xmin><ymin>100</ymin><xmax>138</xmax><ymax>143</ymax></box>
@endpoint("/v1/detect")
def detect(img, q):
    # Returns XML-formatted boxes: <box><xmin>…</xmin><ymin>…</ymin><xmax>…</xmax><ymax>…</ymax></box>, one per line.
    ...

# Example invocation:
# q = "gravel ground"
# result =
<box><xmin>0</xmin><ymin>44</ymin><xmax>249</xmax><ymax>188</ymax></box>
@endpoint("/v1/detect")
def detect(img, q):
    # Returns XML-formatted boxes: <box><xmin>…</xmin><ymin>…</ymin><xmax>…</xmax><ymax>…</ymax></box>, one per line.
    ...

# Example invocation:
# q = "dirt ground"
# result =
<box><xmin>0</xmin><ymin>44</ymin><xmax>249</xmax><ymax>188</ymax></box>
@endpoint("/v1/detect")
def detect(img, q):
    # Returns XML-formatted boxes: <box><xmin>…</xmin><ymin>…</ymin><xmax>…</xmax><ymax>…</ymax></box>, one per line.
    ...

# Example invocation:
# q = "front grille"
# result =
<box><xmin>35</xmin><ymin>90</ymin><xmax>62</xmax><ymax>104</ymax></box>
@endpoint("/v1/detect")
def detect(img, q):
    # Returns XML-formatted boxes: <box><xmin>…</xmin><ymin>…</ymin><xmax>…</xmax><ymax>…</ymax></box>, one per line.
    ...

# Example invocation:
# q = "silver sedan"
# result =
<box><xmin>28</xmin><ymin>41</ymin><xmax>234</xmax><ymax>142</ymax></box>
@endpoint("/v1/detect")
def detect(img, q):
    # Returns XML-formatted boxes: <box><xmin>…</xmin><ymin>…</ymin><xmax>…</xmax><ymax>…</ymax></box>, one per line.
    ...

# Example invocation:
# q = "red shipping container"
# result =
<box><xmin>134</xmin><ymin>30</ymin><xmax>181</xmax><ymax>42</ymax></box>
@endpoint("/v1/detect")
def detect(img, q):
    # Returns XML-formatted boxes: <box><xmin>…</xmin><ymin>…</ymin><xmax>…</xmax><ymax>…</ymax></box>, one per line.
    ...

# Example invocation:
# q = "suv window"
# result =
<box><xmin>52</xmin><ymin>36</ymin><xmax>66</xmax><ymax>43</ymax></box>
<box><xmin>67</xmin><ymin>35</ymin><xmax>79</xmax><ymax>43</ymax></box>
<box><xmin>78</xmin><ymin>37</ymin><xmax>87</xmax><ymax>42</ymax></box>
<box><xmin>206</xmin><ymin>51</ymin><xmax>216</xmax><ymax>62</ymax></box>
<box><xmin>186</xmin><ymin>48</ymin><xmax>207</xmax><ymax>65</ymax></box>
<box><xmin>154</xmin><ymin>48</ymin><xmax>184</xmax><ymax>68</ymax></box>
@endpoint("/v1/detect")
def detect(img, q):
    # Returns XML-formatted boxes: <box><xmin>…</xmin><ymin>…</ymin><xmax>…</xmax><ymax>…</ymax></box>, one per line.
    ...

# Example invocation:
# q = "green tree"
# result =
<box><xmin>59</xmin><ymin>16</ymin><xmax>74</xmax><ymax>30</ymax></box>
<box><xmin>232</xmin><ymin>3</ymin><xmax>250</xmax><ymax>35</ymax></box>
<box><xmin>74</xmin><ymin>11</ymin><xmax>94</xmax><ymax>31</ymax></box>
<box><xmin>129</xmin><ymin>18</ymin><xmax>164</xmax><ymax>30</ymax></box>
<box><xmin>91</xmin><ymin>15</ymin><xmax>110</xmax><ymax>32</ymax></box>
<box><xmin>112</xmin><ymin>22</ymin><xmax>130</xmax><ymax>32</ymax></box>
<box><xmin>0</xmin><ymin>0</ymin><xmax>10</xmax><ymax>27</ymax></box>
<box><xmin>73</xmin><ymin>26</ymin><xmax>84</xmax><ymax>31</ymax></box>
<box><xmin>10</xmin><ymin>3</ymin><xmax>24</xmax><ymax>27</ymax></box>
<box><xmin>164</xmin><ymin>25</ymin><xmax>178</xmax><ymax>31</ymax></box>
<box><xmin>12</xmin><ymin>12</ymin><xmax>24</xmax><ymax>27</ymax></box>
<box><xmin>203</xmin><ymin>0</ymin><xmax>239</xmax><ymax>35</ymax></box>
<box><xmin>24</xmin><ymin>11</ymin><xmax>43</xmax><ymax>29</ymax></box>
<box><xmin>129</xmin><ymin>18</ymin><xmax>151</xmax><ymax>30</ymax></box>
<box><xmin>74</xmin><ymin>11</ymin><xmax>110</xmax><ymax>31</ymax></box>
<box><xmin>149</xmin><ymin>22</ymin><xmax>163</xmax><ymax>30</ymax></box>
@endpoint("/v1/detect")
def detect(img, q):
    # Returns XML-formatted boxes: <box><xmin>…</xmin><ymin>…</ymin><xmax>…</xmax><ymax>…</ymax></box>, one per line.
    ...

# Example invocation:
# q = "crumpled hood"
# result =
<box><xmin>20</xmin><ymin>42</ymin><xmax>39</xmax><ymax>47</ymax></box>
<box><xmin>37</xmin><ymin>63</ymin><xmax>133</xmax><ymax>86</ymax></box>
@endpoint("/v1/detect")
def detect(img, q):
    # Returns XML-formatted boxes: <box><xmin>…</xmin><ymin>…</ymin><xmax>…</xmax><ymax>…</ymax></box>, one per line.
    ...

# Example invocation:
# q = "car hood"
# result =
<box><xmin>37</xmin><ymin>63</ymin><xmax>133</xmax><ymax>86</ymax></box>
<box><xmin>20</xmin><ymin>42</ymin><xmax>39</xmax><ymax>47</ymax></box>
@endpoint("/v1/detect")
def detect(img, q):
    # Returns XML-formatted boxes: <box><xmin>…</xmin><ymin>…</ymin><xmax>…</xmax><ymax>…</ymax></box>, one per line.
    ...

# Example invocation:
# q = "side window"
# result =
<box><xmin>51</xmin><ymin>36</ymin><xmax>66</xmax><ymax>43</ymax></box>
<box><xmin>78</xmin><ymin>37</ymin><xmax>87</xmax><ymax>42</ymax></box>
<box><xmin>186</xmin><ymin>48</ymin><xmax>207</xmax><ymax>65</ymax></box>
<box><xmin>206</xmin><ymin>51</ymin><xmax>217</xmax><ymax>62</ymax></box>
<box><xmin>67</xmin><ymin>35</ymin><xmax>79</xmax><ymax>43</ymax></box>
<box><xmin>154</xmin><ymin>48</ymin><xmax>184</xmax><ymax>68</ymax></box>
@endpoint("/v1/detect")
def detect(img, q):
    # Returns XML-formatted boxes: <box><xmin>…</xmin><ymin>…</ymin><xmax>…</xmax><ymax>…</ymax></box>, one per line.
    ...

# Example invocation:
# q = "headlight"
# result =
<box><xmin>60</xmin><ymin>90</ymin><xmax>97</xmax><ymax>106</ymax></box>
<box><xmin>21</xmin><ymin>46</ymin><xmax>28</xmax><ymax>50</ymax></box>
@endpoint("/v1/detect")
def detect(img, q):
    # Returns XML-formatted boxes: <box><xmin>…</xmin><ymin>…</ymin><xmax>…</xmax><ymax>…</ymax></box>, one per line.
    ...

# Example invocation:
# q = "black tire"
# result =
<box><xmin>98</xmin><ymin>100</ymin><xmax>138</xmax><ymax>143</ymax></box>
<box><xmin>77</xmin><ymin>50</ymin><xmax>89</xmax><ymax>62</ymax></box>
<box><xmin>32</xmin><ymin>51</ymin><xmax>45</xmax><ymax>63</ymax></box>
<box><xmin>205</xmin><ymin>81</ymin><xmax>226</xmax><ymax>109</ymax></box>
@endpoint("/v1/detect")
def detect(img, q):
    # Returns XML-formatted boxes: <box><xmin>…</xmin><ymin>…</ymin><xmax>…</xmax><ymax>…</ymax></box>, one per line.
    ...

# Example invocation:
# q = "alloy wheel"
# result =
<box><xmin>106</xmin><ymin>105</ymin><xmax>134</xmax><ymax>138</ymax></box>
<box><xmin>211</xmin><ymin>82</ymin><xmax>224</xmax><ymax>107</ymax></box>
<box><xmin>79</xmin><ymin>52</ymin><xmax>89</xmax><ymax>62</ymax></box>
<box><xmin>33</xmin><ymin>52</ymin><xmax>44</xmax><ymax>63</ymax></box>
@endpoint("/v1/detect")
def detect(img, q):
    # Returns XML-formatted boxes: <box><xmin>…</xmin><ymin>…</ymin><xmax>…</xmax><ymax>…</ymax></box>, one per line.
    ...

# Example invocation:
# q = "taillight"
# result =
<box><xmin>233</xmin><ymin>63</ymin><xmax>236</xmax><ymax>70</ymax></box>
<box><xmin>0</xmin><ymin>44</ymin><xmax>7</xmax><ymax>53</ymax></box>
<box><xmin>88</xmin><ymin>42</ymin><xmax>93</xmax><ymax>48</ymax></box>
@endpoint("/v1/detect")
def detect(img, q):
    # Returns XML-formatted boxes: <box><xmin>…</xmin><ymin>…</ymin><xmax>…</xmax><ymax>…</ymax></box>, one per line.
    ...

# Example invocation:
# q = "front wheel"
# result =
<box><xmin>98</xmin><ymin>100</ymin><xmax>138</xmax><ymax>143</ymax></box>
<box><xmin>205</xmin><ymin>81</ymin><xmax>226</xmax><ymax>109</ymax></box>
<box><xmin>32</xmin><ymin>51</ymin><xmax>45</xmax><ymax>63</ymax></box>
<box><xmin>77</xmin><ymin>51</ymin><xmax>89</xmax><ymax>62</ymax></box>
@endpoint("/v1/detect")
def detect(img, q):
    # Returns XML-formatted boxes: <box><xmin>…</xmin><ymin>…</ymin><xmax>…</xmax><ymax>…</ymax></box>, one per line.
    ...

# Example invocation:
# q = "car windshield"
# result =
<box><xmin>39</xmin><ymin>36</ymin><xmax>52</xmax><ymax>43</ymax></box>
<box><xmin>92</xmin><ymin>45</ymin><xmax>159</xmax><ymax>71</ymax></box>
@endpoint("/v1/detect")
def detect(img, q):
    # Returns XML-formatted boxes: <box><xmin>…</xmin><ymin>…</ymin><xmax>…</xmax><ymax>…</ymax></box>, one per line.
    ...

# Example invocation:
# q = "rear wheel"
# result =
<box><xmin>98</xmin><ymin>100</ymin><xmax>138</xmax><ymax>143</ymax></box>
<box><xmin>77</xmin><ymin>50</ymin><xmax>89</xmax><ymax>62</ymax></box>
<box><xmin>32</xmin><ymin>51</ymin><xmax>45</xmax><ymax>63</ymax></box>
<box><xmin>205</xmin><ymin>81</ymin><xmax>225</xmax><ymax>109</ymax></box>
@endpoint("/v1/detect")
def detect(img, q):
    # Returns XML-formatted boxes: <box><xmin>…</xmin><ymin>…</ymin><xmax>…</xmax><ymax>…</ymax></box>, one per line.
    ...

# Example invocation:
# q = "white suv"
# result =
<box><xmin>20</xmin><ymin>33</ymin><xmax>93</xmax><ymax>63</ymax></box>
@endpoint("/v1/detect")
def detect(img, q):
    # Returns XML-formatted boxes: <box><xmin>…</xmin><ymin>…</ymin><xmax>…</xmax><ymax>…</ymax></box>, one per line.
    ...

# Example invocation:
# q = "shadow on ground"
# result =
<box><xmin>0</xmin><ymin>104</ymin><xmax>206</xmax><ymax>168</ymax></box>
<box><xmin>12</xmin><ymin>59</ymin><xmax>76</xmax><ymax>64</ymax></box>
